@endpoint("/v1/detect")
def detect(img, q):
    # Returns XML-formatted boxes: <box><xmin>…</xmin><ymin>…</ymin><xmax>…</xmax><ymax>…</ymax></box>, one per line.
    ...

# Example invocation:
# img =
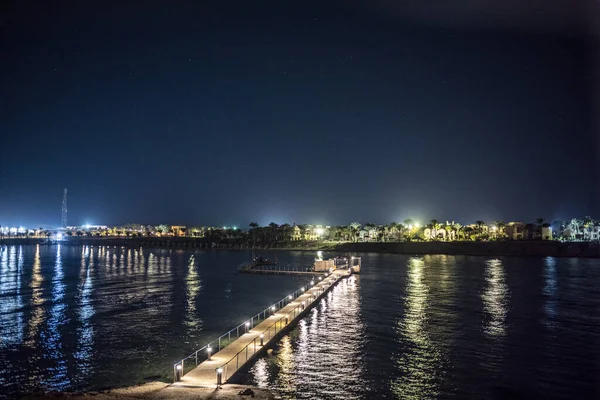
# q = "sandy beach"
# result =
<box><xmin>20</xmin><ymin>382</ymin><xmax>276</xmax><ymax>400</ymax></box>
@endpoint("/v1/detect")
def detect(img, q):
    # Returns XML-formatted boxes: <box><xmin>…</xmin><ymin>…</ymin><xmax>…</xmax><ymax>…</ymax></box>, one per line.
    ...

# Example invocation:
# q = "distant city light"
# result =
<box><xmin>315</xmin><ymin>227</ymin><xmax>325</xmax><ymax>235</ymax></box>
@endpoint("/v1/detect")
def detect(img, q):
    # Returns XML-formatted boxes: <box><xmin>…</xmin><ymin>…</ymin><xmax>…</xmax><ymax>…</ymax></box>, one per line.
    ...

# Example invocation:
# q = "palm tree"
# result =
<box><xmin>429</xmin><ymin>219</ymin><xmax>440</xmax><ymax>239</ymax></box>
<box><xmin>396</xmin><ymin>223</ymin><xmax>406</xmax><ymax>240</ymax></box>
<box><xmin>268</xmin><ymin>222</ymin><xmax>279</xmax><ymax>244</ymax></box>
<box><xmin>377</xmin><ymin>225</ymin><xmax>387</xmax><ymax>242</ymax></box>
<box><xmin>464</xmin><ymin>226</ymin><xmax>474</xmax><ymax>241</ymax></box>
<box><xmin>403</xmin><ymin>219</ymin><xmax>414</xmax><ymax>228</ymax></box>
<box><xmin>444</xmin><ymin>224</ymin><xmax>454</xmax><ymax>241</ymax></box>
<box><xmin>249</xmin><ymin>222</ymin><xmax>259</xmax><ymax>246</ymax></box>
<box><xmin>388</xmin><ymin>222</ymin><xmax>398</xmax><ymax>241</ymax></box>
<box><xmin>349</xmin><ymin>222</ymin><xmax>361</xmax><ymax>242</ymax></box>
<box><xmin>475</xmin><ymin>220</ymin><xmax>485</xmax><ymax>235</ymax></box>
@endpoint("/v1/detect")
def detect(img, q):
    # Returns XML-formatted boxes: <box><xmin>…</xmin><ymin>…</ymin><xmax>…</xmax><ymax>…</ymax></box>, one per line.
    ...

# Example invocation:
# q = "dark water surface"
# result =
<box><xmin>1</xmin><ymin>246</ymin><xmax>599</xmax><ymax>399</ymax></box>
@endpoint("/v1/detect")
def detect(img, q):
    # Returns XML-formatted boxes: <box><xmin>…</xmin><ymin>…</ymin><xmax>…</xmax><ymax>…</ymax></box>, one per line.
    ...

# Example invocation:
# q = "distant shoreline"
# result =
<box><xmin>1</xmin><ymin>237</ymin><xmax>599</xmax><ymax>258</ymax></box>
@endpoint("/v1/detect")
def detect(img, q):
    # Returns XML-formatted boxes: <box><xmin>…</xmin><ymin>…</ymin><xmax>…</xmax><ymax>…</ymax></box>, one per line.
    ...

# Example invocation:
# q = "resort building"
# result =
<box><xmin>170</xmin><ymin>226</ymin><xmax>187</xmax><ymax>237</ymax></box>
<box><xmin>505</xmin><ymin>222</ymin><xmax>525</xmax><ymax>240</ymax></box>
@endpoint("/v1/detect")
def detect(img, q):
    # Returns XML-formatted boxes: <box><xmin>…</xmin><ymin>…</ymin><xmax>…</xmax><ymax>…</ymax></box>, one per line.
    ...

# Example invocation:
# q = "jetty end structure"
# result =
<box><xmin>171</xmin><ymin>256</ymin><xmax>361</xmax><ymax>387</ymax></box>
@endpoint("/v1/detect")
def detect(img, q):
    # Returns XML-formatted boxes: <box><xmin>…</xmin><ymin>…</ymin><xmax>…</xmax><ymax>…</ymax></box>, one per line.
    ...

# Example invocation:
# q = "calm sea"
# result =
<box><xmin>0</xmin><ymin>245</ymin><xmax>599</xmax><ymax>399</ymax></box>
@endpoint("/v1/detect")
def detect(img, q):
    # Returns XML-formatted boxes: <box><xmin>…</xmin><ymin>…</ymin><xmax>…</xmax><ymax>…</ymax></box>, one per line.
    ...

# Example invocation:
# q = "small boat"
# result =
<box><xmin>237</xmin><ymin>251</ymin><xmax>278</xmax><ymax>271</ymax></box>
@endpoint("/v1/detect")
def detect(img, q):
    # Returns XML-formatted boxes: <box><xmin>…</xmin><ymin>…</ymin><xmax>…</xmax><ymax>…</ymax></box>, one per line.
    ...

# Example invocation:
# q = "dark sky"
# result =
<box><xmin>1</xmin><ymin>1</ymin><xmax>599</xmax><ymax>227</ymax></box>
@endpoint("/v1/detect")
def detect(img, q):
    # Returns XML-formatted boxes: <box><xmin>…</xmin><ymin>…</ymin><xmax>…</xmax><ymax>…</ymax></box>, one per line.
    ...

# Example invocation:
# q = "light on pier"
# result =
<box><xmin>207</xmin><ymin>346</ymin><xmax>212</xmax><ymax>361</ymax></box>
<box><xmin>260</xmin><ymin>333</ymin><xmax>264</xmax><ymax>346</ymax></box>
<box><xmin>216</xmin><ymin>367</ymin><xmax>223</xmax><ymax>385</ymax></box>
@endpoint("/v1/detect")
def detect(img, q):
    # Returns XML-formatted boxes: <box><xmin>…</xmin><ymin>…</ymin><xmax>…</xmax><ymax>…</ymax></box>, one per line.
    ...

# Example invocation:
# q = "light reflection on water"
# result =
<box><xmin>1</xmin><ymin>247</ymin><xmax>600</xmax><ymax>399</ymax></box>
<box><xmin>248</xmin><ymin>276</ymin><xmax>366</xmax><ymax>399</ymax></box>
<box><xmin>481</xmin><ymin>259</ymin><xmax>509</xmax><ymax>338</ymax></box>
<box><xmin>42</xmin><ymin>244</ymin><xmax>70</xmax><ymax>390</ymax></box>
<box><xmin>0</xmin><ymin>245</ymin><xmax>312</xmax><ymax>398</ymax></box>
<box><xmin>74</xmin><ymin>246</ymin><xmax>95</xmax><ymax>381</ymax></box>
<box><xmin>185</xmin><ymin>255</ymin><xmax>204</xmax><ymax>345</ymax></box>
<box><xmin>391</xmin><ymin>257</ymin><xmax>443</xmax><ymax>399</ymax></box>
<box><xmin>0</xmin><ymin>246</ymin><xmax>25</xmax><ymax>347</ymax></box>
<box><xmin>542</xmin><ymin>257</ymin><xmax>557</xmax><ymax>330</ymax></box>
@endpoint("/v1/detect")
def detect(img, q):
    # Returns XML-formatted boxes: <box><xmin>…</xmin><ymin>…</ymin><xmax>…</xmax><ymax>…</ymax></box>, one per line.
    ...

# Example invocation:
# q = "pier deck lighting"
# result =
<box><xmin>288</xmin><ymin>295</ymin><xmax>293</xmax><ymax>300</ymax></box>
<box><xmin>207</xmin><ymin>346</ymin><xmax>212</xmax><ymax>360</ymax></box>
<box><xmin>176</xmin><ymin>364</ymin><xmax>182</xmax><ymax>371</ymax></box>
<box><xmin>216</xmin><ymin>368</ymin><xmax>223</xmax><ymax>385</ymax></box>
<box><xmin>260</xmin><ymin>333</ymin><xmax>264</xmax><ymax>346</ymax></box>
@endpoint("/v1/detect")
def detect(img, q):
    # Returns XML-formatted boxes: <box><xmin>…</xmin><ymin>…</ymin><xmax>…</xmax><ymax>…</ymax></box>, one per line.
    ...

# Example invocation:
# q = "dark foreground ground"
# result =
<box><xmin>20</xmin><ymin>383</ymin><xmax>276</xmax><ymax>400</ymax></box>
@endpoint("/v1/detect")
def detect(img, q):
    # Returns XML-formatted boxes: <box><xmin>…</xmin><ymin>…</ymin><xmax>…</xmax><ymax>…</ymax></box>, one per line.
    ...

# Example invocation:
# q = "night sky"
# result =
<box><xmin>1</xmin><ymin>1</ymin><xmax>599</xmax><ymax>227</ymax></box>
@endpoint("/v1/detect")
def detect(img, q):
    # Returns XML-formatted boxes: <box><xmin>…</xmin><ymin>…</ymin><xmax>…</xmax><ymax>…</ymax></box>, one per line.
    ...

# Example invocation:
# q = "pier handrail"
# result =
<box><xmin>219</xmin><ymin>302</ymin><xmax>302</xmax><ymax>382</ymax></box>
<box><xmin>172</xmin><ymin>271</ymin><xmax>333</xmax><ymax>376</ymax></box>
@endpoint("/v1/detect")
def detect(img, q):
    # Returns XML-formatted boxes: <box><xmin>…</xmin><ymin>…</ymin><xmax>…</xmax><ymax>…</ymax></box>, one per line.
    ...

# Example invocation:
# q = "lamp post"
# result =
<box><xmin>207</xmin><ymin>346</ymin><xmax>212</xmax><ymax>361</ymax></box>
<box><xmin>285</xmin><ymin>314</ymin><xmax>289</xmax><ymax>324</ymax></box>
<box><xmin>245</xmin><ymin>321</ymin><xmax>250</xmax><ymax>333</ymax></box>
<box><xmin>175</xmin><ymin>363</ymin><xmax>183</xmax><ymax>382</ymax></box>
<box><xmin>260</xmin><ymin>333</ymin><xmax>264</xmax><ymax>346</ymax></box>
<box><xmin>302</xmin><ymin>301</ymin><xmax>305</xmax><ymax>310</ymax></box>
<box><xmin>271</xmin><ymin>305</ymin><xmax>276</xmax><ymax>315</ymax></box>
<box><xmin>216</xmin><ymin>367</ymin><xmax>223</xmax><ymax>386</ymax></box>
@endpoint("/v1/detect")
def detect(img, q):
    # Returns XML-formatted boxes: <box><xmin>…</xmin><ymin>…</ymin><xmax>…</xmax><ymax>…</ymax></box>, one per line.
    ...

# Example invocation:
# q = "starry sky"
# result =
<box><xmin>1</xmin><ymin>1</ymin><xmax>599</xmax><ymax>227</ymax></box>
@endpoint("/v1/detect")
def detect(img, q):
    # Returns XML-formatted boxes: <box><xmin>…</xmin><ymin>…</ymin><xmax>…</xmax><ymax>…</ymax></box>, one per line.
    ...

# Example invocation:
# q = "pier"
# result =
<box><xmin>239</xmin><ymin>265</ymin><xmax>321</xmax><ymax>276</ymax></box>
<box><xmin>172</xmin><ymin>268</ymin><xmax>351</xmax><ymax>387</ymax></box>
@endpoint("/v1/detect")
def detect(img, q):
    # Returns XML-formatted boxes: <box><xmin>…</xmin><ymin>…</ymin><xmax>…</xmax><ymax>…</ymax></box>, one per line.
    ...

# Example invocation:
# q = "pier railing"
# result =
<box><xmin>219</xmin><ymin>300</ymin><xmax>305</xmax><ymax>382</ymax></box>
<box><xmin>172</xmin><ymin>271</ymin><xmax>333</xmax><ymax>379</ymax></box>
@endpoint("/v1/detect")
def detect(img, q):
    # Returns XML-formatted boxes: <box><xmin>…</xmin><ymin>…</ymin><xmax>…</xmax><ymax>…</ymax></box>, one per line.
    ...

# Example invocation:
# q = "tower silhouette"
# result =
<box><xmin>61</xmin><ymin>188</ymin><xmax>68</xmax><ymax>228</ymax></box>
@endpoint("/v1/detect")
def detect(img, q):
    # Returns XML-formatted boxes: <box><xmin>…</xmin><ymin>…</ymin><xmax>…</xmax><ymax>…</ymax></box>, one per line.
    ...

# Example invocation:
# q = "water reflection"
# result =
<box><xmin>481</xmin><ymin>259</ymin><xmax>509</xmax><ymax>337</ymax></box>
<box><xmin>74</xmin><ymin>246</ymin><xmax>95</xmax><ymax>380</ymax></box>
<box><xmin>250</xmin><ymin>276</ymin><xmax>365</xmax><ymax>399</ymax></box>
<box><xmin>0</xmin><ymin>246</ymin><xmax>25</xmax><ymax>347</ymax></box>
<box><xmin>184</xmin><ymin>255</ymin><xmax>203</xmax><ymax>342</ymax></box>
<box><xmin>25</xmin><ymin>245</ymin><xmax>46</xmax><ymax>348</ymax></box>
<box><xmin>41</xmin><ymin>245</ymin><xmax>71</xmax><ymax>389</ymax></box>
<box><xmin>542</xmin><ymin>257</ymin><xmax>558</xmax><ymax>330</ymax></box>
<box><xmin>391</xmin><ymin>257</ymin><xmax>440</xmax><ymax>399</ymax></box>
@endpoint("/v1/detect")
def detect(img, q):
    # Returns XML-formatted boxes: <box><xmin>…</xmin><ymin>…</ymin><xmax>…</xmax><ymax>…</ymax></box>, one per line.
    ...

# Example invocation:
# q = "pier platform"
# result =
<box><xmin>172</xmin><ymin>269</ymin><xmax>350</xmax><ymax>387</ymax></box>
<box><xmin>239</xmin><ymin>267</ymin><xmax>321</xmax><ymax>276</ymax></box>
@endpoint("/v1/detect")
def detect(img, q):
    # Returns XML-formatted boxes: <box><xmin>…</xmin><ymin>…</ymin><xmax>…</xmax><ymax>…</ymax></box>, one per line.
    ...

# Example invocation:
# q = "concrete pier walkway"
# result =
<box><xmin>172</xmin><ymin>269</ymin><xmax>350</xmax><ymax>388</ymax></box>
